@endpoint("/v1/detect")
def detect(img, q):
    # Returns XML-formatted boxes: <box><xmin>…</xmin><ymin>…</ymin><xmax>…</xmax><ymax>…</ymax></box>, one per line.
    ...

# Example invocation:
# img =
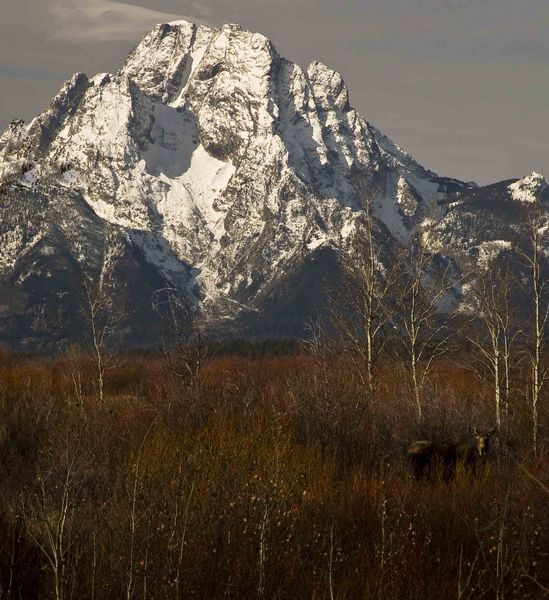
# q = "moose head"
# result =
<box><xmin>470</xmin><ymin>426</ymin><xmax>497</xmax><ymax>458</ymax></box>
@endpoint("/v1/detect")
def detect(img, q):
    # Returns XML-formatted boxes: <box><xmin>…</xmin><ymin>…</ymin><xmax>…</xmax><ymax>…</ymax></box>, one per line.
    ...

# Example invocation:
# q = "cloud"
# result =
<box><xmin>49</xmin><ymin>0</ymin><xmax>208</xmax><ymax>41</ymax></box>
<box><xmin>0</xmin><ymin>64</ymin><xmax>62</xmax><ymax>82</ymax></box>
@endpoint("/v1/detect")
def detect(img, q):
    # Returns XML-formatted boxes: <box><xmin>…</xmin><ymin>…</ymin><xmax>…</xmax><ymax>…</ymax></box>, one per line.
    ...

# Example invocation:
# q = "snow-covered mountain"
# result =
<box><xmin>0</xmin><ymin>20</ymin><xmax>546</xmax><ymax>348</ymax></box>
<box><xmin>432</xmin><ymin>172</ymin><xmax>548</xmax><ymax>270</ymax></box>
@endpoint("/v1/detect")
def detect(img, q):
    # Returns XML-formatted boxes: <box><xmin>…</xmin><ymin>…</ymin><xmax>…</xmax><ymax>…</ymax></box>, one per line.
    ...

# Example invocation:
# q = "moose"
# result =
<box><xmin>407</xmin><ymin>427</ymin><xmax>496</xmax><ymax>481</ymax></box>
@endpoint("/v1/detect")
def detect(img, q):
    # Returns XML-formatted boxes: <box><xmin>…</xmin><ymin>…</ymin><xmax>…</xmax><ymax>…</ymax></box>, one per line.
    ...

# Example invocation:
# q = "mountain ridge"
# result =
<box><xmin>0</xmin><ymin>19</ymin><xmax>546</xmax><ymax>349</ymax></box>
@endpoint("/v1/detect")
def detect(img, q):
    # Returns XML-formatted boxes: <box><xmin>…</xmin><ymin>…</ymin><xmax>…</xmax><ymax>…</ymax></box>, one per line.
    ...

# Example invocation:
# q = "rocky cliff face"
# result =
<box><xmin>0</xmin><ymin>20</ymin><xmax>546</xmax><ymax>348</ymax></box>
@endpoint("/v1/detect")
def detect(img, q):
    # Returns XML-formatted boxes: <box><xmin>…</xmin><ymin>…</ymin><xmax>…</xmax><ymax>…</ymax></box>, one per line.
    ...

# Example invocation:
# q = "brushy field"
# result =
<box><xmin>0</xmin><ymin>349</ymin><xmax>547</xmax><ymax>599</ymax></box>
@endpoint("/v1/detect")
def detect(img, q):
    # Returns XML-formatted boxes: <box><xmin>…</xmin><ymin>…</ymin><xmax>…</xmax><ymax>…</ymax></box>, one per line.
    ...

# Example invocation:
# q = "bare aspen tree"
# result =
<box><xmin>63</xmin><ymin>346</ymin><xmax>84</xmax><ymax>406</ymax></box>
<box><xmin>152</xmin><ymin>288</ymin><xmax>207</xmax><ymax>387</ymax></box>
<box><xmin>301</xmin><ymin>317</ymin><xmax>332</xmax><ymax>406</ymax></box>
<box><xmin>396</xmin><ymin>230</ymin><xmax>456</xmax><ymax>422</ymax></box>
<box><xmin>257</xmin><ymin>502</ymin><xmax>269</xmax><ymax>599</ymax></box>
<box><xmin>81</xmin><ymin>274</ymin><xmax>123</xmax><ymax>403</ymax></box>
<box><xmin>21</xmin><ymin>443</ymin><xmax>84</xmax><ymax>600</ymax></box>
<box><xmin>327</xmin><ymin>519</ymin><xmax>336</xmax><ymax>600</ymax></box>
<box><xmin>516</xmin><ymin>204</ymin><xmax>548</xmax><ymax>456</ymax></box>
<box><xmin>500</xmin><ymin>281</ymin><xmax>516</xmax><ymax>425</ymax></box>
<box><xmin>173</xmin><ymin>478</ymin><xmax>194</xmax><ymax>599</ymax></box>
<box><xmin>127</xmin><ymin>420</ymin><xmax>155</xmax><ymax>600</ymax></box>
<box><xmin>332</xmin><ymin>193</ymin><xmax>399</xmax><ymax>397</ymax></box>
<box><xmin>457</xmin><ymin>545</ymin><xmax>482</xmax><ymax>600</ymax></box>
<box><xmin>251</xmin><ymin>436</ymin><xmax>297</xmax><ymax>600</ymax></box>
<box><xmin>467</xmin><ymin>261</ymin><xmax>519</xmax><ymax>431</ymax></box>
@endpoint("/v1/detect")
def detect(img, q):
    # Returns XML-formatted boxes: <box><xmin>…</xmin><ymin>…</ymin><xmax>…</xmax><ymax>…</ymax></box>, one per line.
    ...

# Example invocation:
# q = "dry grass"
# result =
<box><xmin>0</xmin><ymin>350</ymin><xmax>547</xmax><ymax>599</ymax></box>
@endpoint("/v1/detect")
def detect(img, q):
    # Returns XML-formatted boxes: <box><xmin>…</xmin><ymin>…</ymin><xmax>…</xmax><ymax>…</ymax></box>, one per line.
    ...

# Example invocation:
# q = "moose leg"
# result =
<box><xmin>442</xmin><ymin>461</ymin><xmax>455</xmax><ymax>483</ymax></box>
<box><xmin>409</xmin><ymin>456</ymin><xmax>421</xmax><ymax>480</ymax></box>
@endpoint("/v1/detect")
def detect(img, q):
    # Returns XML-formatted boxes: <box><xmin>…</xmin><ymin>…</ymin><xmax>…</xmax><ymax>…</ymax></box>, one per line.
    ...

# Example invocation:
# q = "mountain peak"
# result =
<box><xmin>0</xmin><ymin>19</ymin><xmax>482</xmax><ymax>347</ymax></box>
<box><xmin>306</xmin><ymin>61</ymin><xmax>350</xmax><ymax>112</ymax></box>
<box><xmin>508</xmin><ymin>171</ymin><xmax>547</xmax><ymax>203</ymax></box>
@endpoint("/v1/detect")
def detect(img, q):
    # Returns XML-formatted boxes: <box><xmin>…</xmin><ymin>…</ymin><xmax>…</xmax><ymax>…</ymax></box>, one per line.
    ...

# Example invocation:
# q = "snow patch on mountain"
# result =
<box><xmin>396</xmin><ymin>175</ymin><xmax>419</xmax><ymax>217</ymax></box>
<box><xmin>478</xmin><ymin>240</ymin><xmax>512</xmax><ymax>268</ymax></box>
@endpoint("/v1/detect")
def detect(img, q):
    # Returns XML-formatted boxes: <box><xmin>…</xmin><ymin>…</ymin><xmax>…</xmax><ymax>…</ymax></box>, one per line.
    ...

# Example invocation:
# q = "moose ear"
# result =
<box><xmin>471</xmin><ymin>426</ymin><xmax>479</xmax><ymax>435</ymax></box>
<box><xmin>487</xmin><ymin>428</ymin><xmax>496</xmax><ymax>437</ymax></box>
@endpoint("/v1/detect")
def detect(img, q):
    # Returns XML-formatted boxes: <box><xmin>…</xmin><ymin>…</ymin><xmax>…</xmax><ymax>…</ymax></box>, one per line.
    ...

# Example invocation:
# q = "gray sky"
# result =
<box><xmin>1</xmin><ymin>0</ymin><xmax>548</xmax><ymax>184</ymax></box>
